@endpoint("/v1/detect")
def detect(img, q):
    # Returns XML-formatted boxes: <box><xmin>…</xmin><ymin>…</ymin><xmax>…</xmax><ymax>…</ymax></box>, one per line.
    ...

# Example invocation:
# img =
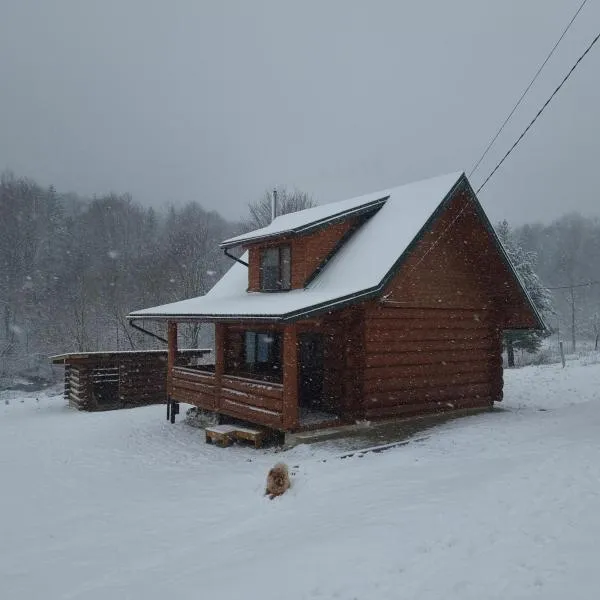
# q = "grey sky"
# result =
<box><xmin>1</xmin><ymin>0</ymin><xmax>599</xmax><ymax>224</ymax></box>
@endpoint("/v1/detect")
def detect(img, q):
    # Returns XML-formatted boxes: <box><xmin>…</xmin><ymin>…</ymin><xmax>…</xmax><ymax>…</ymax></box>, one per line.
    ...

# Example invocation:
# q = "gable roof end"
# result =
<box><xmin>460</xmin><ymin>178</ymin><xmax>547</xmax><ymax>331</ymax></box>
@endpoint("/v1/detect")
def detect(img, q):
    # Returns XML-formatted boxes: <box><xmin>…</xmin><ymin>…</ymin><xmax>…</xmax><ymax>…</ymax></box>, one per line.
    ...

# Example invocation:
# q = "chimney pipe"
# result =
<box><xmin>271</xmin><ymin>188</ymin><xmax>278</xmax><ymax>222</ymax></box>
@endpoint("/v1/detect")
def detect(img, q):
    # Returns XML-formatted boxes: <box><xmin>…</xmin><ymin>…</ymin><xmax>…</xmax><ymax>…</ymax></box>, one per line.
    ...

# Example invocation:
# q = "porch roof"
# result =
<box><xmin>128</xmin><ymin>171</ymin><xmax>545</xmax><ymax>328</ymax></box>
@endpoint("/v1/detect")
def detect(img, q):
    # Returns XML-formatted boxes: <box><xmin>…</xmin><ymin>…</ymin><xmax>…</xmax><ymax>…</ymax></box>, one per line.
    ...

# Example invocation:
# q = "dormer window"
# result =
<box><xmin>260</xmin><ymin>246</ymin><xmax>291</xmax><ymax>291</ymax></box>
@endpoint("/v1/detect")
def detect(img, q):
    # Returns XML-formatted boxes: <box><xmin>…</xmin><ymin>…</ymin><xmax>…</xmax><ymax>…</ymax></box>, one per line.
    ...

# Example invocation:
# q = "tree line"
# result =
<box><xmin>0</xmin><ymin>172</ymin><xmax>238</xmax><ymax>380</ymax></box>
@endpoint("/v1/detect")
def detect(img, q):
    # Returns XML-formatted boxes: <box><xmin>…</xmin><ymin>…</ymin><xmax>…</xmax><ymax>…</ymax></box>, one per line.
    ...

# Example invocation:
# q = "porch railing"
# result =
<box><xmin>170</xmin><ymin>367</ymin><xmax>284</xmax><ymax>428</ymax></box>
<box><xmin>171</xmin><ymin>366</ymin><xmax>217</xmax><ymax>409</ymax></box>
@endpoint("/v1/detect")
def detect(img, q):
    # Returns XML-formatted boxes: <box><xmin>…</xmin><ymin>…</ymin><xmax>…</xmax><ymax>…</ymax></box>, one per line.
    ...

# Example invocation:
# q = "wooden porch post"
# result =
<box><xmin>214</xmin><ymin>323</ymin><xmax>225</xmax><ymax>410</ymax></box>
<box><xmin>282</xmin><ymin>324</ymin><xmax>299</xmax><ymax>431</ymax></box>
<box><xmin>167</xmin><ymin>321</ymin><xmax>178</xmax><ymax>395</ymax></box>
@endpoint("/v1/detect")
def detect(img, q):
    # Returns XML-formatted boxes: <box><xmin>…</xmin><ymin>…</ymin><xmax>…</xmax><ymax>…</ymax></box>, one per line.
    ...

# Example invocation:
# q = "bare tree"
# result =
<box><xmin>592</xmin><ymin>313</ymin><xmax>600</xmax><ymax>351</ymax></box>
<box><xmin>245</xmin><ymin>186</ymin><xmax>316</xmax><ymax>230</ymax></box>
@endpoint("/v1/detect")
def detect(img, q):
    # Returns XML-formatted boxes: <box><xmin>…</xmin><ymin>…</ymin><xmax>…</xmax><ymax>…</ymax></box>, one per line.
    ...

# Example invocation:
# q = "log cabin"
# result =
<box><xmin>127</xmin><ymin>172</ymin><xmax>544</xmax><ymax>435</ymax></box>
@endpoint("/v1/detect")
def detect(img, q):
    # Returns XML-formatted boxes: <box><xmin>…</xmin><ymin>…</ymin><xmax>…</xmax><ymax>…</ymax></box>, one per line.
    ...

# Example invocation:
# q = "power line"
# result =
<box><xmin>476</xmin><ymin>29</ymin><xmax>600</xmax><ymax>194</ymax></box>
<box><xmin>544</xmin><ymin>280</ymin><xmax>600</xmax><ymax>291</ymax></box>
<box><xmin>470</xmin><ymin>0</ymin><xmax>588</xmax><ymax>178</ymax></box>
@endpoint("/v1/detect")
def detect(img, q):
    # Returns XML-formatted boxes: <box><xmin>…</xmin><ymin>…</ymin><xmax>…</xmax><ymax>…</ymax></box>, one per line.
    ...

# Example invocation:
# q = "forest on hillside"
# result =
<box><xmin>514</xmin><ymin>215</ymin><xmax>600</xmax><ymax>352</ymax></box>
<box><xmin>1</xmin><ymin>170</ymin><xmax>599</xmax><ymax>382</ymax></box>
<box><xmin>0</xmin><ymin>172</ymin><xmax>238</xmax><ymax>382</ymax></box>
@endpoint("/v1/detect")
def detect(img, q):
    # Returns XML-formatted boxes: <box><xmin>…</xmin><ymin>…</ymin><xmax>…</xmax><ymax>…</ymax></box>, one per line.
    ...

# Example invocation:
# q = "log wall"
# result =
<box><xmin>359</xmin><ymin>190</ymin><xmax>512</xmax><ymax>420</ymax></box>
<box><xmin>321</xmin><ymin>308</ymin><xmax>364</xmax><ymax>419</ymax></box>
<box><xmin>362</xmin><ymin>306</ymin><xmax>503</xmax><ymax>419</ymax></box>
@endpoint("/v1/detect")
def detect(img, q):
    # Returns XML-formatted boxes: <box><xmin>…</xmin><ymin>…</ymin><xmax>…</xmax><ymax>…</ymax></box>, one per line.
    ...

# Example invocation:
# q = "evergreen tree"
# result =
<box><xmin>496</xmin><ymin>220</ymin><xmax>553</xmax><ymax>366</ymax></box>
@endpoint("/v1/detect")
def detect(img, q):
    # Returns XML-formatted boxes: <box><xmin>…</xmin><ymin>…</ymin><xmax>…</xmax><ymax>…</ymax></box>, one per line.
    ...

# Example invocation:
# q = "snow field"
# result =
<box><xmin>2</xmin><ymin>361</ymin><xmax>600</xmax><ymax>599</ymax></box>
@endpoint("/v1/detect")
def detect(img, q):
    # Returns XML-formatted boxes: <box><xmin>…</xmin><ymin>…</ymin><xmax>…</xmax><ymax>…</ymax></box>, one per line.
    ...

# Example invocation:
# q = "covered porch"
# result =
<box><xmin>166</xmin><ymin>308</ymin><xmax>363</xmax><ymax>432</ymax></box>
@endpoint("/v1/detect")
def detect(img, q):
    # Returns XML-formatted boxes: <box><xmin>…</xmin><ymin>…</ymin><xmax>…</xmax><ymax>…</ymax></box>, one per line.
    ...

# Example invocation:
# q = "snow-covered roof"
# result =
<box><xmin>220</xmin><ymin>193</ymin><xmax>388</xmax><ymax>248</ymax></box>
<box><xmin>130</xmin><ymin>171</ymin><xmax>489</xmax><ymax>322</ymax></box>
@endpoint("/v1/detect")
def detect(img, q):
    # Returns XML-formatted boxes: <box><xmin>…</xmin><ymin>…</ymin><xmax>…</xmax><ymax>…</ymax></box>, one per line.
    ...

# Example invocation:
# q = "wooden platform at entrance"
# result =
<box><xmin>205</xmin><ymin>425</ymin><xmax>265</xmax><ymax>448</ymax></box>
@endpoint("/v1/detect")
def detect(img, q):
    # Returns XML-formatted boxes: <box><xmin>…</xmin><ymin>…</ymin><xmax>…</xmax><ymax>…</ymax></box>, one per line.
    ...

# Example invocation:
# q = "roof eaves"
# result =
<box><xmin>128</xmin><ymin>313</ymin><xmax>286</xmax><ymax>323</ymax></box>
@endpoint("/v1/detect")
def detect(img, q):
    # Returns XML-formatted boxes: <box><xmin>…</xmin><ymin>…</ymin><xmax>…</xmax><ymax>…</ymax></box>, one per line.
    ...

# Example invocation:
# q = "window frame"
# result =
<box><xmin>259</xmin><ymin>245</ymin><xmax>291</xmax><ymax>291</ymax></box>
<box><xmin>242</xmin><ymin>330</ymin><xmax>283</xmax><ymax>381</ymax></box>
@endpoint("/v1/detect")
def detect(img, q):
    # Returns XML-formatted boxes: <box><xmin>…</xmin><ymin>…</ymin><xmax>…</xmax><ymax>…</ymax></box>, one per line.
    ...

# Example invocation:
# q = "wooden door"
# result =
<box><xmin>299</xmin><ymin>333</ymin><xmax>324</xmax><ymax>410</ymax></box>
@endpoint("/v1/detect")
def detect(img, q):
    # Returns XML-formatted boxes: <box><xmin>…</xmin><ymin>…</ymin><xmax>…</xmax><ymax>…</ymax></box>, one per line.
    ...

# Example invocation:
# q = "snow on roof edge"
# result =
<box><xmin>220</xmin><ymin>195</ymin><xmax>389</xmax><ymax>248</ymax></box>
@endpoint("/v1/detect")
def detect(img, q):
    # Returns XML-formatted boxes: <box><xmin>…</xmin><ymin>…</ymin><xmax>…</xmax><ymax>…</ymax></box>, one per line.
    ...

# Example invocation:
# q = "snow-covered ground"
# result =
<box><xmin>2</xmin><ymin>361</ymin><xmax>600</xmax><ymax>599</ymax></box>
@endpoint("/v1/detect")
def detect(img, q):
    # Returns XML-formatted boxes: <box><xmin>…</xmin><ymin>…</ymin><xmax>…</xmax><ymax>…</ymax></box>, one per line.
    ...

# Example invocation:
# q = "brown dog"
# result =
<box><xmin>265</xmin><ymin>462</ymin><xmax>290</xmax><ymax>499</ymax></box>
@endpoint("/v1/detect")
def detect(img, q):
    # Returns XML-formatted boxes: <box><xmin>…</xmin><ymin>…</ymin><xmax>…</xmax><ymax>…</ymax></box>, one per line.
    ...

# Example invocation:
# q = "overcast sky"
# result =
<box><xmin>1</xmin><ymin>0</ymin><xmax>598</xmax><ymax>224</ymax></box>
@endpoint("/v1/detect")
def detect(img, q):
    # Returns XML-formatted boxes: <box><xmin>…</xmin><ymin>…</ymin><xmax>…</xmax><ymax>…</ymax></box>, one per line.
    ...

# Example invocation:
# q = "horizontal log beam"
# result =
<box><xmin>363</xmin><ymin>360</ymin><xmax>501</xmax><ymax>382</ymax></box>
<box><xmin>220</xmin><ymin>387</ymin><xmax>282</xmax><ymax>412</ymax></box>
<box><xmin>171</xmin><ymin>381</ymin><xmax>215</xmax><ymax>397</ymax></box>
<box><xmin>365</xmin><ymin>339</ymin><xmax>495</xmax><ymax>354</ymax></box>
<box><xmin>365</xmin><ymin>381</ymin><xmax>501</xmax><ymax>408</ymax></box>
<box><xmin>364</xmin><ymin>369</ymin><xmax>502</xmax><ymax>394</ymax></box>
<box><xmin>368</xmin><ymin>306</ymin><xmax>493</xmax><ymax>319</ymax></box>
<box><xmin>366</xmin><ymin>319</ymin><xmax>492</xmax><ymax>332</ymax></box>
<box><xmin>365</xmin><ymin>329</ymin><xmax>496</xmax><ymax>343</ymax></box>
<box><xmin>364</xmin><ymin>396</ymin><xmax>494</xmax><ymax>419</ymax></box>
<box><xmin>172</xmin><ymin>369</ymin><xmax>215</xmax><ymax>386</ymax></box>
<box><xmin>365</xmin><ymin>350</ymin><xmax>497</xmax><ymax>368</ymax></box>
<box><xmin>221</xmin><ymin>375</ymin><xmax>283</xmax><ymax>399</ymax></box>
<box><xmin>219</xmin><ymin>399</ymin><xmax>283</xmax><ymax>429</ymax></box>
<box><xmin>170</xmin><ymin>387</ymin><xmax>216</xmax><ymax>410</ymax></box>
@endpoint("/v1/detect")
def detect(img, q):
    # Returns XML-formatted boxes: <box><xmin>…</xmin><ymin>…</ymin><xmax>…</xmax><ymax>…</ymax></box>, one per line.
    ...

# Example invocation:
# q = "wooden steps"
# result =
<box><xmin>205</xmin><ymin>424</ymin><xmax>265</xmax><ymax>448</ymax></box>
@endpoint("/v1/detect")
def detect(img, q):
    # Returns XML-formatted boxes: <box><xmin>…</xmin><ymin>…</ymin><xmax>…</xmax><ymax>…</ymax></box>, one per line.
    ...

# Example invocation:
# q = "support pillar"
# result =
<box><xmin>214</xmin><ymin>323</ymin><xmax>225</xmax><ymax>410</ymax></box>
<box><xmin>167</xmin><ymin>321</ymin><xmax>178</xmax><ymax>422</ymax></box>
<box><xmin>282</xmin><ymin>324</ymin><xmax>299</xmax><ymax>431</ymax></box>
<box><xmin>167</xmin><ymin>321</ymin><xmax>178</xmax><ymax>382</ymax></box>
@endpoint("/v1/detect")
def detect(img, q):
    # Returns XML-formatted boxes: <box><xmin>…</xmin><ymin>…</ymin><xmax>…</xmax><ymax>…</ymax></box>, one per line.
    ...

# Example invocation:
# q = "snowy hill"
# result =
<box><xmin>2</xmin><ymin>360</ymin><xmax>600</xmax><ymax>599</ymax></box>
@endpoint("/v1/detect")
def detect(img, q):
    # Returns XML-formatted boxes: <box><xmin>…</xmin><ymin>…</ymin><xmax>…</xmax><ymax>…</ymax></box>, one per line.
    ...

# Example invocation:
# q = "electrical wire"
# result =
<box><xmin>476</xmin><ymin>29</ymin><xmax>600</xmax><ymax>194</ymax></box>
<box><xmin>470</xmin><ymin>0</ymin><xmax>589</xmax><ymax>178</ymax></box>
<box><xmin>541</xmin><ymin>280</ymin><xmax>600</xmax><ymax>290</ymax></box>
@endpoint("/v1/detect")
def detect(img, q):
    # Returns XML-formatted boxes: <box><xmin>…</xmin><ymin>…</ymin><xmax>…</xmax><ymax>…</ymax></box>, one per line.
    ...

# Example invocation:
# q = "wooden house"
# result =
<box><xmin>127</xmin><ymin>172</ymin><xmax>544</xmax><ymax>434</ymax></box>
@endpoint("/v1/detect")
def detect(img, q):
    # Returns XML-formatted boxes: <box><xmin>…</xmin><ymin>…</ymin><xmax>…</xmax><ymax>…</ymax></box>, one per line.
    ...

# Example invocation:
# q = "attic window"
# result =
<box><xmin>260</xmin><ymin>246</ymin><xmax>291</xmax><ymax>291</ymax></box>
